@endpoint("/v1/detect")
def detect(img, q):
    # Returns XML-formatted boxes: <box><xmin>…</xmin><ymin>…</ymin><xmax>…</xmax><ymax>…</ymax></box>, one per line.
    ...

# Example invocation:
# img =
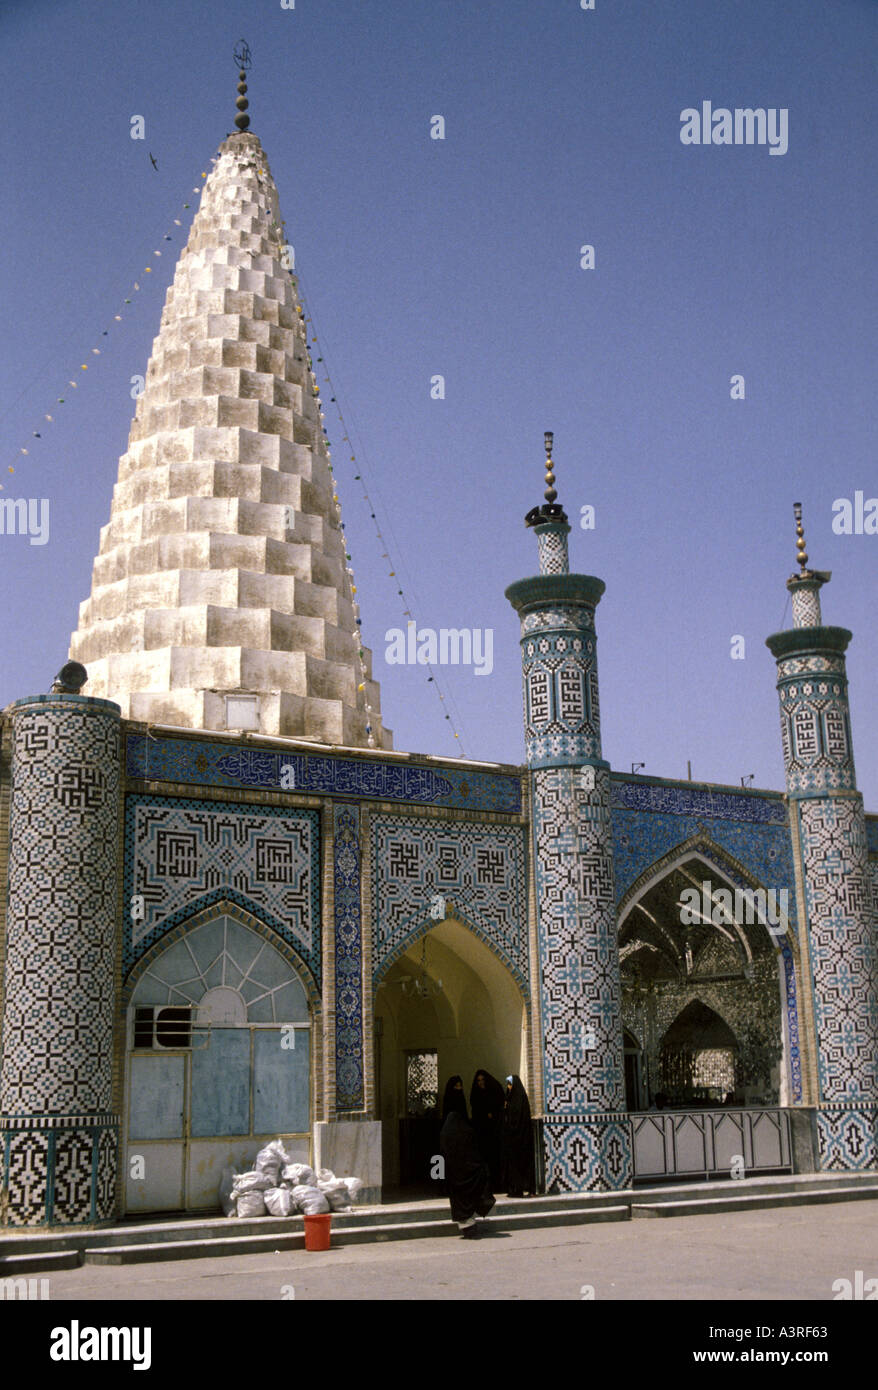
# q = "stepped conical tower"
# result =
<box><xmin>70</xmin><ymin>94</ymin><xmax>391</xmax><ymax>749</ymax></box>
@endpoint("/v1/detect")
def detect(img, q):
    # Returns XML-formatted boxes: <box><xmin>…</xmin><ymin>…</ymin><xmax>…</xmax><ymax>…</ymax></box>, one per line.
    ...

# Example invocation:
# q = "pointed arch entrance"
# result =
<box><xmin>617</xmin><ymin>837</ymin><xmax>799</xmax><ymax>1110</ymax></box>
<box><xmin>373</xmin><ymin>914</ymin><xmax>529</xmax><ymax>1191</ymax></box>
<box><xmin>659</xmin><ymin>1000</ymin><xmax>739</xmax><ymax>1105</ymax></box>
<box><xmin>122</xmin><ymin>903</ymin><xmax>317</xmax><ymax>1214</ymax></box>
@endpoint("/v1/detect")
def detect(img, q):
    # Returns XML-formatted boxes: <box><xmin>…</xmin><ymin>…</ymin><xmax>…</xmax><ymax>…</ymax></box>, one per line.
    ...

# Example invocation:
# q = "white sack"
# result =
<box><xmin>341</xmin><ymin>1176</ymin><xmax>364</xmax><ymax>1203</ymax></box>
<box><xmin>254</xmin><ymin>1141</ymin><xmax>286</xmax><ymax>1179</ymax></box>
<box><xmin>282</xmin><ymin>1163</ymin><xmax>316</xmax><ymax>1187</ymax></box>
<box><xmin>291</xmin><ymin>1184</ymin><xmax>330</xmax><ymax>1215</ymax></box>
<box><xmin>319</xmin><ymin>1180</ymin><xmax>352</xmax><ymax>1211</ymax></box>
<box><xmin>264</xmin><ymin>1187</ymin><xmax>294</xmax><ymax>1217</ymax></box>
<box><xmin>232</xmin><ymin>1170</ymin><xmax>272</xmax><ymax>1193</ymax></box>
<box><xmin>236</xmin><ymin>1189</ymin><xmax>267</xmax><ymax>1218</ymax></box>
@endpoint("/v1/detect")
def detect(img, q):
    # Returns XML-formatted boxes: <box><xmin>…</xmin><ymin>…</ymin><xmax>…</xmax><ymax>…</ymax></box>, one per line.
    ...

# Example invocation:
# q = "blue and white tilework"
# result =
<box><xmin>519</xmin><ymin>605</ymin><xmax>601</xmax><ymax>767</ymax></box>
<box><xmin>126</xmin><ymin>734</ymin><xmax>521</xmax><ymax>813</ymax></box>
<box><xmin>536</xmin><ymin>528</ymin><xmax>570</xmax><ymax>576</ymax></box>
<box><xmin>1</xmin><ymin>696</ymin><xmax>120</xmax><ymax>1223</ymax></box>
<box><xmin>816</xmin><ymin>1103</ymin><xmax>878</xmax><ymax>1171</ymax></box>
<box><xmin>797</xmin><ymin>796</ymin><xmax>878</xmax><ymax>1108</ymax></box>
<box><xmin>775</xmin><ymin>654</ymin><xmax>857</xmax><ymax>795</ymax></box>
<box><xmin>370</xmin><ymin>817</ymin><xmax>527</xmax><ymax>985</ymax></box>
<box><xmin>123</xmin><ymin>794</ymin><xmax>321</xmax><ymax>980</ymax></box>
<box><xmin>333</xmin><ymin>804</ymin><xmax>364</xmax><ymax>1110</ymax></box>
<box><xmin>610</xmin><ymin>782</ymin><xmax>796</xmax><ymax>923</ymax></box>
<box><xmin>532</xmin><ymin>764</ymin><xmax>632</xmax><ymax>1191</ymax></box>
<box><xmin>543</xmin><ymin>1115</ymin><xmax>632</xmax><ymax>1193</ymax></box>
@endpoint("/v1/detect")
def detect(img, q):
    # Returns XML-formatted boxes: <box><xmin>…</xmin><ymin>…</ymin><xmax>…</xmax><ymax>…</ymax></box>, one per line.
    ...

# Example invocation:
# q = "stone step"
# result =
<box><xmin>629</xmin><ymin>1170</ymin><xmax>873</xmax><ymax>1203</ymax></box>
<box><xmin>0</xmin><ymin>1250</ymin><xmax>82</xmax><ymax>1276</ymax></box>
<box><xmin>84</xmin><ymin>1203</ymin><xmax>631</xmax><ymax>1266</ymax></box>
<box><xmin>632</xmin><ymin>1183</ymin><xmax>878</xmax><ymax>1218</ymax></box>
<box><xmin>3</xmin><ymin>1171</ymin><xmax>876</xmax><ymax>1270</ymax></box>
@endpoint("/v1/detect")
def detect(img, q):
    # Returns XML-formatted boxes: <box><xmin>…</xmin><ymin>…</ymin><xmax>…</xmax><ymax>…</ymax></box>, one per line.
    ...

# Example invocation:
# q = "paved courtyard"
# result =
<box><xmin>29</xmin><ymin>1197</ymin><xmax>878</xmax><ymax>1302</ymax></box>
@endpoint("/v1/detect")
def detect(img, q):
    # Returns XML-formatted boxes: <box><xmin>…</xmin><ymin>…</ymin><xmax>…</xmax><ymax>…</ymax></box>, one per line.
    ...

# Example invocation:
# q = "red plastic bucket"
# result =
<box><xmin>303</xmin><ymin>1213</ymin><xmax>332</xmax><ymax>1251</ymax></box>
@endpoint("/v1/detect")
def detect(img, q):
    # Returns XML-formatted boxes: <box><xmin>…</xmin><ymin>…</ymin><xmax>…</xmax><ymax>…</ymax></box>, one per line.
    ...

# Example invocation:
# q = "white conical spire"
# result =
<box><xmin>70</xmin><ymin>130</ymin><xmax>391</xmax><ymax>749</ymax></box>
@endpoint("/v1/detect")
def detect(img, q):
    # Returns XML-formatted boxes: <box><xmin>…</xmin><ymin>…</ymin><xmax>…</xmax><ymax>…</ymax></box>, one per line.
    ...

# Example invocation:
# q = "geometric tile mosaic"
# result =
<box><xmin>610</xmin><ymin>794</ymin><xmax>796</xmax><ymax>925</ymax></box>
<box><xmin>370</xmin><ymin>816</ymin><xmax>527</xmax><ymax>985</ymax></box>
<box><xmin>798</xmin><ymin>795</ymin><xmax>878</xmax><ymax>1104</ymax></box>
<box><xmin>533</xmin><ymin>765</ymin><xmax>628</xmax><ymax>1118</ymax></box>
<box><xmin>3</xmin><ymin>1129</ymin><xmax>50</xmax><ymax>1225</ymax></box>
<box><xmin>52</xmin><ymin>1128</ymin><xmax>97</xmax><ymax>1225</ymax></box>
<box><xmin>123</xmin><ymin>795</ymin><xmax>321</xmax><ymax>982</ymax></box>
<box><xmin>96</xmin><ymin>1127</ymin><xmax>117</xmax><ymax>1221</ymax></box>
<box><xmin>126</xmin><ymin>733</ymin><xmax>521</xmax><ymax>813</ymax></box>
<box><xmin>611</xmin><ymin>780</ymin><xmax>788</xmax><ymax>825</ymax></box>
<box><xmin>816</xmin><ymin>1103</ymin><xmax>878</xmax><ymax>1171</ymax></box>
<box><xmin>519</xmin><ymin>605</ymin><xmax>601</xmax><ymax>767</ymax></box>
<box><xmin>0</xmin><ymin>1121</ymin><xmax>118</xmax><ymax>1226</ymax></box>
<box><xmin>543</xmin><ymin>1115</ymin><xmax>633</xmax><ymax>1193</ymax></box>
<box><xmin>2</xmin><ymin>699</ymin><xmax>119</xmax><ymax>1118</ymax></box>
<box><xmin>776</xmin><ymin>654</ymin><xmax>857</xmax><ymax>796</ymax></box>
<box><xmin>333</xmin><ymin>804</ymin><xmax>364</xmax><ymax>1110</ymax></box>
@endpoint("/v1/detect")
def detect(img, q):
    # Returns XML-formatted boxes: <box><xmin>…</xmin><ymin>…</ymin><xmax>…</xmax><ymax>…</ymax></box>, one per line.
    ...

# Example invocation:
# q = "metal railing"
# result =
<box><xmin>630</xmin><ymin>1107</ymin><xmax>791</xmax><ymax>1180</ymax></box>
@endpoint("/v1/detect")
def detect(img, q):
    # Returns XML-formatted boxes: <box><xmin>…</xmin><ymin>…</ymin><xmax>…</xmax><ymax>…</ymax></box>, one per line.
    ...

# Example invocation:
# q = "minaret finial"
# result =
<box><xmin>544</xmin><ymin>431</ymin><xmax>557</xmax><ymax>505</ymax></box>
<box><xmin>793</xmin><ymin>501</ymin><xmax>809</xmax><ymax>574</ymax></box>
<box><xmin>233</xmin><ymin>39</ymin><xmax>252</xmax><ymax>132</ymax></box>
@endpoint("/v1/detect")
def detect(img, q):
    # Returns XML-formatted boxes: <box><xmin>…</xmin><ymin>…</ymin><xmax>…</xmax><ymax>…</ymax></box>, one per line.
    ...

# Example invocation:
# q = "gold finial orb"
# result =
<box><xmin>793</xmin><ymin>501</ymin><xmax>808</xmax><ymax>572</ymax></box>
<box><xmin>543</xmin><ymin>430</ymin><xmax>557</xmax><ymax>503</ymax></box>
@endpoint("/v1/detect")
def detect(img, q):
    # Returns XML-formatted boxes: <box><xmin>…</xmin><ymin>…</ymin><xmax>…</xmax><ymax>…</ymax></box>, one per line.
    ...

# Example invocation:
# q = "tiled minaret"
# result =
<box><xmin>506</xmin><ymin>435</ymin><xmax>631</xmax><ymax>1192</ymax></box>
<box><xmin>766</xmin><ymin>505</ymin><xmax>878</xmax><ymax>1169</ymax></box>
<box><xmin>70</xmin><ymin>67</ymin><xmax>391</xmax><ymax>749</ymax></box>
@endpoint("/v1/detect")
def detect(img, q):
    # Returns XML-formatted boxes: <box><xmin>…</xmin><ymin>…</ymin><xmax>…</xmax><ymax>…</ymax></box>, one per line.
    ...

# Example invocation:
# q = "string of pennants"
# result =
<box><xmin>291</xmin><ymin>273</ymin><xmax>470</xmax><ymax>757</ymax></box>
<box><xmin>1</xmin><ymin>167</ymin><xmax>213</xmax><ymax>489</ymax></box>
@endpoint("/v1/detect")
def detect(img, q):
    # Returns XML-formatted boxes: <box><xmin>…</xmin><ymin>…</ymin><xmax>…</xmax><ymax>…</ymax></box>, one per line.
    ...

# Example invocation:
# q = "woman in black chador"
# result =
<box><xmin>501</xmin><ymin>1075</ymin><xmax>535</xmax><ymax>1197</ymax></box>
<box><xmin>439</xmin><ymin>1075</ymin><xmax>495</xmax><ymax>1238</ymax></box>
<box><xmin>469</xmin><ymin>1068</ymin><xmax>505</xmax><ymax>1188</ymax></box>
<box><xmin>441</xmin><ymin>1074</ymin><xmax>468</xmax><ymax>1121</ymax></box>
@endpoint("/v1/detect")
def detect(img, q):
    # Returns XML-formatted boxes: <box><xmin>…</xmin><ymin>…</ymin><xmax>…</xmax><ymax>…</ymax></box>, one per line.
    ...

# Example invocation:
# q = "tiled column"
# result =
<box><xmin>766</xmin><ymin>560</ymin><xmax>878</xmax><ymax>1170</ymax></box>
<box><xmin>507</xmin><ymin>497</ymin><xmax>631</xmax><ymax>1192</ymax></box>
<box><xmin>0</xmin><ymin>695</ymin><xmax>121</xmax><ymax>1224</ymax></box>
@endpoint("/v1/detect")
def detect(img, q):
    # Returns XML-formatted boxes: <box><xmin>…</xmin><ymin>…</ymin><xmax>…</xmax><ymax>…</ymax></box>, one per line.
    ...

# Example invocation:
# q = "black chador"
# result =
<box><xmin>441</xmin><ymin>1074</ymin><xmax>468</xmax><ymax>1121</ymax></box>
<box><xmin>439</xmin><ymin>1108</ymin><xmax>496</xmax><ymax>1237</ymax></box>
<box><xmin>469</xmin><ymin>1068</ymin><xmax>505</xmax><ymax>1187</ymax></box>
<box><xmin>501</xmin><ymin>1075</ymin><xmax>535</xmax><ymax>1197</ymax></box>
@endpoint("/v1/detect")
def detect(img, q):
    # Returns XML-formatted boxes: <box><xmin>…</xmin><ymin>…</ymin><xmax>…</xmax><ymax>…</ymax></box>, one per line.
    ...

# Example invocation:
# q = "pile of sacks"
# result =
<box><xmin>220</xmin><ymin>1139</ymin><xmax>363</xmax><ymax>1219</ymax></box>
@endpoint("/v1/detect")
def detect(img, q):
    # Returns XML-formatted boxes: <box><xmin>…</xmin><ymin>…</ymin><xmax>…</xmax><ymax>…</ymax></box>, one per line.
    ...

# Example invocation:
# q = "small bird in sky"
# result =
<box><xmin>149</xmin><ymin>152</ymin><xmax>158</xmax><ymax>171</ymax></box>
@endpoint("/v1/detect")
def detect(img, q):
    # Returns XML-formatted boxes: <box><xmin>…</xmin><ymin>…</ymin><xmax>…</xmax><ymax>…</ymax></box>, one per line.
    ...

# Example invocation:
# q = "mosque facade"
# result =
<box><xmin>1</xmin><ymin>96</ymin><xmax>876</xmax><ymax>1225</ymax></box>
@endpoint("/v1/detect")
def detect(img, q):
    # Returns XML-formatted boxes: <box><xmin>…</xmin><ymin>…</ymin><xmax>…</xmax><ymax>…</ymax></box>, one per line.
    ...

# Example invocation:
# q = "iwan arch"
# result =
<box><xmin>1</xmin><ymin>82</ymin><xmax>877</xmax><ymax>1224</ymax></box>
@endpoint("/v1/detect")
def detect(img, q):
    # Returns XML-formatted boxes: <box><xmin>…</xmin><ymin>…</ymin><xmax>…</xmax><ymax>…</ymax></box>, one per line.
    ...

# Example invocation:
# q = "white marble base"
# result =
<box><xmin>314</xmin><ymin>1121</ymin><xmax>382</xmax><ymax>1203</ymax></box>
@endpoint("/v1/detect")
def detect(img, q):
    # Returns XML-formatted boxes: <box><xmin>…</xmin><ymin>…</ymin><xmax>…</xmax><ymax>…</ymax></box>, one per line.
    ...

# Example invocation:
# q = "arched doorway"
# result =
<box><xmin>374</xmin><ymin>915</ymin><xmax>528</xmax><ymax>1192</ymax></box>
<box><xmin>618</xmin><ymin>844</ymin><xmax>791</xmax><ymax>1109</ymax></box>
<box><xmin>659</xmin><ymin>1001</ymin><xmax>739</xmax><ymax>1106</ymax></box>
<box><xmin>123</xmin><ymin>909</ymin><xmax>314</xmax><ymax>1213</ymax></box>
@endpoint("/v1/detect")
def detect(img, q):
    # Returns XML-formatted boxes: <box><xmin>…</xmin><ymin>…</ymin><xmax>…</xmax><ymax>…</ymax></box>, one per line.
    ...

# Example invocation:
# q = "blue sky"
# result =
<box><xmin>2</xmin><ymin>0</ymin><xmax>876</xmax><ymax>805</ymax></box>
